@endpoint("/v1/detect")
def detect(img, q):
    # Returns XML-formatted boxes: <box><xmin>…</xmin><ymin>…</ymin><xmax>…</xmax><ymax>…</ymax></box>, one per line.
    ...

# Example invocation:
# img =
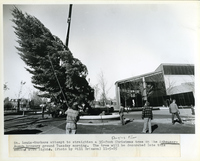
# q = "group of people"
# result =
<box><xmin>65</xmin><ymin>99</ymin><xmax>184</xmax><ymax>134</ymax></box>
<box><xmin>141</xmin><ymin>99</ymin><xmax>184</xmax><ymax>133</ymax></box>
<box><xmin>120</xmin><ymin>99</ymin><xmax>184</xmax><ymax>134</ymax></box>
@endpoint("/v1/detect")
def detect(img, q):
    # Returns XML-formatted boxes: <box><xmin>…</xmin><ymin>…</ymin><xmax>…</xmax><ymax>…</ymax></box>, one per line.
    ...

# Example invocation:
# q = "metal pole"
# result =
<box><xmin>142</xmin><ymin>77</ymin><xmax>147</xmax><ymax>102</ymax></box>
<box><xmin>115</xmin><ymin>84</ymin><xmax>121</xmax><ymax>111</ymax></box>
<box><xmin>65</xmin><ymin>4</ymin><xmax>73</xmax><ymax>47</ymax></box>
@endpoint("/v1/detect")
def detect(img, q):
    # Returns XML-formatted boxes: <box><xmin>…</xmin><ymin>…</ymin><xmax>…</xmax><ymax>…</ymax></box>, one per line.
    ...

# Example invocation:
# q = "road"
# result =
<box><xmin>4</xmin><ymin>108</ymin><xmax>195</xmax><ymax>134</ymax></box>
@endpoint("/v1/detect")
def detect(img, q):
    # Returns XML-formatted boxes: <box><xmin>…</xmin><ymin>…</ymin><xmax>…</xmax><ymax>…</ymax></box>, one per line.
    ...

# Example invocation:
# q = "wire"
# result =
<box><xmin>47</xmin><ymin>54</ymin><xmax>69</xmax><ymax>107</ymax></box>
<box><xmin>46</xmin><ymin>4</ymin><xmax>73</xmax><ymax>107</ymax></box>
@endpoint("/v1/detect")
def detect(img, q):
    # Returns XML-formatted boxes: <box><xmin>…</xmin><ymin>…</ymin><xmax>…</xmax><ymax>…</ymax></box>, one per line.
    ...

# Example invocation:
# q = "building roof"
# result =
<box><xmin>155</xmin><ymin>63</ymin><xmax>194</xmax><ymax>72</ymax></box>
<box><xmin>115</xmin><ymin>71</ymin><xmax>162</xmax><ymax>85</ymax></box>
<box><xmin>155</xmin><ymin>63</ymin><xmax>194</xmax><ymax>75</ymax></box>
<box><xmin>115</xmin><ymin>63</ymin><xmax>194</xmax><ymax>85</ymax></box>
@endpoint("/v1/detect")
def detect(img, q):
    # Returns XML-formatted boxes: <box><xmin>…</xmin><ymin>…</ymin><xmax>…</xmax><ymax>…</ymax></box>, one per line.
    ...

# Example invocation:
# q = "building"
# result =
<box><xmin>115</xmin><ymin>64</ymin><xmax>194</xmax><ymax>109</ymax></box>
<box><xmin>9</xmin><ymin>98</ymin><xmax>30</xmax><ymax>110</ymax></box>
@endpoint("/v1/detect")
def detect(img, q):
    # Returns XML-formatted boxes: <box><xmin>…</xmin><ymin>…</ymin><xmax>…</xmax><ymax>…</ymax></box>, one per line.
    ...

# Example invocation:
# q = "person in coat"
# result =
<box><xmin>119</xmin><ymin>104</ymin><xmax>125</xmax><ymax>125</ymax></box>
<box><xmin>169</xmin><ymin>99</ymin><xmax>184</xmax><ymax>124</ymax></box>
<box><xmin>65</xmin><ymin>102</ymin><xmax>80</xmax><ymax>134</ymax></box>
<box><xmin>142</xmin><ymin>101</ymin><xmax>153</xmax><ymax>133</ymax></box>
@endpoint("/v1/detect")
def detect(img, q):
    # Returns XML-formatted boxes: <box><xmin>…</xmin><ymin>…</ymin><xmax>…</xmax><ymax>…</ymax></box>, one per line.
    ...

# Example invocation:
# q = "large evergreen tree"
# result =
<box><xmin>12</xmin><ymin>6</ymin><xmax>94</xmax><ymax>107</ymax></box>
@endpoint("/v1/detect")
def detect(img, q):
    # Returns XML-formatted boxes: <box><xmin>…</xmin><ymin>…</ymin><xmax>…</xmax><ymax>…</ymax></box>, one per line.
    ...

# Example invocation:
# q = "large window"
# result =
<box><xmin>163</xmin><ymin>65</ymin><xmax>194</xmax><ymax>75</ymax></box>
<box><xmin>171</xmin><ymin>92</ymin><xmax>195</xmax><ymax>106</ymax></box>
<box><xmin>118</xmin><ymin>73</ymin><xmax>166</xmax><ymax>107</ymax></box>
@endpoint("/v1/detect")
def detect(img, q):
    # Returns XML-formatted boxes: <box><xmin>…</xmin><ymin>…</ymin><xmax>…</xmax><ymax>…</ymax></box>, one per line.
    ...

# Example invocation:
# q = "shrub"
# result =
<box><xmin>4</xmin><ymin>102</ymin><xmax>13</xmax><ymax>111</ymax></box>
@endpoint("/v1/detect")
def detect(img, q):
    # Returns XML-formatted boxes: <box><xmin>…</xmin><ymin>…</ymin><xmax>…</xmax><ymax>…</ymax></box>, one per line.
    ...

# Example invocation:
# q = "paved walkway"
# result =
<box><xmin>40</xmin><ymin>111</ymin><xmax>195</xmax><ymax>134</ymax></box>
<box><xmin>5</xmin><ymin>108</ymin><xmax>195</xmax><ymax>134</ymax></box>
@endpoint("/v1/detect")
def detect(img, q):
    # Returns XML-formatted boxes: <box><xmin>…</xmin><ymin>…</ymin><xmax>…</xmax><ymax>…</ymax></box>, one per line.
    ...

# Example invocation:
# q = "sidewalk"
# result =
<box><xmin>40</xmin><ymin>126</ymin><xmax>66</xmax><ymax>134</ymax></box>
<box><xmin>40</xmin><ymin>117</ymin><xmax>195</xmax><ymax>134</ymax></box>
<box><xmin>5</xmin><ymin>108</ymin><xmax>195</xmax><ymax>134</ymax></box>
<box><xmin>39</xmin><ymin>120</ymin><xmax>195</xmax><ymax>134</ymax></box>
<box><xmin>39</xmin><ymin>108</ymin><xmax>195</xmax><ymax>134</ymax></box>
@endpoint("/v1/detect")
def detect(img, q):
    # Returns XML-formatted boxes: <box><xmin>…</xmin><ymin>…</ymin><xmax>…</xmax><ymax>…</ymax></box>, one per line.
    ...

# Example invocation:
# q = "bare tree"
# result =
<box><xmin>165</xmin><ymin>76</ymin><xmax>177</xmax><ymax>95</ymax></box>
<box><xmin>4</xmin><ymin>82</ymin><xmax>9</xmax><ymax>91</ymax></box>
<box><xmin>93</xmin><ymin>84</ymin><xmax>100</xmax><ymax>101</ymax></box>
<box><xmin>98</xmin><ymin>71</ymin><xmax>112</xmax><ymax>106</ymax></box>
<box><xmin>185</xmin><ymin>64</ymin><xmax>195</xmax><ymax>98</ymax></box>
<box><xmin>164</xmin><ymin>64</ymin><xmax>195</xmax><ymax>106</ymax></box>
<box><xmin>120</xmin><ymin>89</ymin><xmax>131</xmax><ymax>107</ymax></box>
<box><xmin>165</xmin><ymin>65</ymin><xmax>194</xmax><ymax>97</ymax></box>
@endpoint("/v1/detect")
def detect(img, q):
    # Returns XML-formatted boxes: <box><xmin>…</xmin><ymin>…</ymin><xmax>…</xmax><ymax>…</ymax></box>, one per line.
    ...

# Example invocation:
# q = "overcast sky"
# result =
<box><xmin>3</xmin><ymin>2</ymin><xmax>198</xmax><ymax>100</ymax></box>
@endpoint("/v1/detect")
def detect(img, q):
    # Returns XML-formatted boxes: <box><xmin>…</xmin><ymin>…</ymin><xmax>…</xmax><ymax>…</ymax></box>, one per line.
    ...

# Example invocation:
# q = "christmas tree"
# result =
<box><xmin>12</xmin><ymin>6</ymin><xmax>94</xmax><ymax>107</ymax></box>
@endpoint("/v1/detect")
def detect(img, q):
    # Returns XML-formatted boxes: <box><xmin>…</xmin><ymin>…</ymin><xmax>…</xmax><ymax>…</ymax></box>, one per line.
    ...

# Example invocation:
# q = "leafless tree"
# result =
<box><xmin>4</xmin><ymin>82</ymin><xmax>9</xmax><ymax>91</ymax></box>
<box><xmin>93</xmin><ymin>84</ymin><xmax>100</xmax><ymax>101</ymax></box>
<box><xmin>98</xmin><ymin>71</ymin><xmax>112</xmax><ymax>106</ymax></box>
<box><xmin>165</xmin><ymin>76</ymin><xmax>177</xmax><ymax>95</ymax></box>
<box><xmin>165</xmin><ymin>64</ymin><xmax>194</xmax><ymax>98</ymax></box>
<box><xmin>120</xmin><ymin>88</ymin><xmax>131</xmax><ymax>107</ymax></box>
<box><xmin>185</xmin><ymin>64</ymin><xmax>195</xmax><ymax>98</ymax></box>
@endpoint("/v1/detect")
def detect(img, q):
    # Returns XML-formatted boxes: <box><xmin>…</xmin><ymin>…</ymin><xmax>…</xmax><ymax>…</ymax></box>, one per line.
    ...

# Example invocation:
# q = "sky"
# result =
<box><xmin>3</xmin><ymin>2</ymin><xmax>199</xmax><ymax>100</ymax></box>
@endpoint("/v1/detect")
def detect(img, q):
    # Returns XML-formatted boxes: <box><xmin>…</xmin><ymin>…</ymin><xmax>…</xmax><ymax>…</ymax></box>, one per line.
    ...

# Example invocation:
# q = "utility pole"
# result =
<box><xmin>65</xmin><ymin>4</ymin><xmax>73</xmax><ymax>47</ymax></box>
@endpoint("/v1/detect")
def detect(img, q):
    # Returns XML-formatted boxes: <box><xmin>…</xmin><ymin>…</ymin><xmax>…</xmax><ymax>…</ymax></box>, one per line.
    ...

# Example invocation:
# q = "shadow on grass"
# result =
<box><xmin>152</xmin><ymin>124</ymin><xmax>158</xmax><ymax>133</ymax></box>
<box><xmin>125</xmin><ymin>118</ymin><xmax>134</xmax><ymax>125</ymax></box>
<box><xmin>4</xmin><ymin>129</ymin><xmax>42</xmax><ymax>135</ymax></box>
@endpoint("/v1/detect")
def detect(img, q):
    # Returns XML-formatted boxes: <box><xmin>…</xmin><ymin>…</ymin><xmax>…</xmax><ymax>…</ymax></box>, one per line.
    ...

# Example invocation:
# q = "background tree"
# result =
<box><xmin>98</xmin><ymin>71</ymin><xmax>111</xmax><ymax>106</ymax></box>
<box><xmin>4</xmin><ymin>82</ymin><xmax>9</xmax><ymax>91</ymax></box>
<box><xmin>29</xmin><ymin>91</ymin><xmax>47</xmax><ymax>108</ymax></box>
<box><xmin>93</xmin><ymin>84</ymin><xmax>100</xmax><ymax>101</ymax></box>
<box><xmin>4</xmin><ymin>102</ymin><xmax>13</xmax><ymax>111</ymax></box>
<box><xmin>165</xmin><ymin>76</ymin><xmax>177</xmax><ymax>95</ymax></box>
<box><xmin>138</xmin><ymin>77</ymin><xmax>165</xmax><ymax>106</ymax></box>
<box><xmin>120</xmin><ymin>89</ymin><xmax>131</xmax><ymax>107</ymax></box>
<box><xmin>12</xmin><ymin>7</ymin><xmax>94</xmax><ymax>107</ymax></box>
<box><xmin>4</xmin><ymin>97</ymin><xmax>9</xmax><ymax>103</ymax></box>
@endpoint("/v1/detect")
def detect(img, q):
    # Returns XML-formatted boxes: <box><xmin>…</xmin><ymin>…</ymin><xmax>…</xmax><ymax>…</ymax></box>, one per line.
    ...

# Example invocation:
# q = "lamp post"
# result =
<box><xmin>17</xmin><ymin>81</ymin><xmax>26</xmax><ymax>112</ymax></box>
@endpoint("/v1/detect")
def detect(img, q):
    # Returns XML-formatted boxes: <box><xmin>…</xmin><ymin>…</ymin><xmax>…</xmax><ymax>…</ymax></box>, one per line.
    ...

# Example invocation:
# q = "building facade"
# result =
<box><xmin>115</xmin><ymin>64</ymin><xmax>194</xmax><ymax>109</ymax></box>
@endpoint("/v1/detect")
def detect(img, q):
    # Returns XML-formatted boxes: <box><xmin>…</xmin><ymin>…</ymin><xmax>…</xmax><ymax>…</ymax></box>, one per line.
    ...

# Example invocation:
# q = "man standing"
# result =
<box><xmin>169</xmin><ymin>99</ymin><xmax>184</xmax><ymax>124</ymax></box>
<box><xmin>142</xmin><ymin>101</ymin><xmax>153</xmax><ymax>133</ymax></box>
<box><xmin>119</xmin><ymin>104</ymin><xmax>125</xmax><ymax>125</ymax></box>
<box><xmin>65</xmin><ymin>102</ymin><xmax>80</xmax><ymax>134</ymax></box>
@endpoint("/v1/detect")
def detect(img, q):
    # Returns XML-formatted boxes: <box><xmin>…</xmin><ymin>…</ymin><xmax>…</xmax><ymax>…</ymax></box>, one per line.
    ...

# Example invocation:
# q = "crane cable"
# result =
<box><xmin>46</xmin><ymin>4</ymin><xmax>73</xmax><ymax>107</ymax></box>
<box><xmin>47</xmin><ymin>54</ymin><xmax>69</xmax><ymax>107</ymax></box>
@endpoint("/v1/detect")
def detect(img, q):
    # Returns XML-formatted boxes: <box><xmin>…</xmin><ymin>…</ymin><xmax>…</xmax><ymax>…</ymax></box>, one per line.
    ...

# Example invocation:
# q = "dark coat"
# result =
<box><xmin>142</xmin><ymin>106</ymin><xmax>153</xmax><ymax>119</ymax></box>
